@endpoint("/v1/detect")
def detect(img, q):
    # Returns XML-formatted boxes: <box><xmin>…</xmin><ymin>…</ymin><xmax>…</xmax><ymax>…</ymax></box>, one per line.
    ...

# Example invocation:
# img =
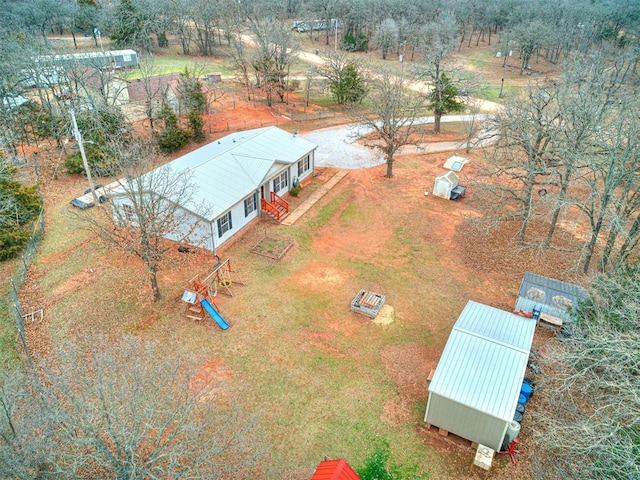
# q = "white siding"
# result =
<box><xmin>425</xmin><ymin>394</ymin><xmax>508</xmax><ymax>451</ymax></box>
<box><xmin>213</xmin><ymin>198</ymin><xmax>258</xmax><ymax>248</ymax></box>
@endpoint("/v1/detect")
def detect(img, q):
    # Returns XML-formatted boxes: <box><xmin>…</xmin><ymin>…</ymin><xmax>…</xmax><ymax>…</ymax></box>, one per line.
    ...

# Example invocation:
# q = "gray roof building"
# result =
<box><xmin>515</xmin><ymin>272</ymin><xmax>587</xmax><ymax>325</ymax></box>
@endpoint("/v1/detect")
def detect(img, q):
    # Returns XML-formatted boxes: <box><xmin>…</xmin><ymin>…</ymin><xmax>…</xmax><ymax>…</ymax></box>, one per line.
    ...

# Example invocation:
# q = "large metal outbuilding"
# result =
<box><xmin>424</xmin><ymin>300</ymin><xmax>536</xmax><ymax>451</ymax></box>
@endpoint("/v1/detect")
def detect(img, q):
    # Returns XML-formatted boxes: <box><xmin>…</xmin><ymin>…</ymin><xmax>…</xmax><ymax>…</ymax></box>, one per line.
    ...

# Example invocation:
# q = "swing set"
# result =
<box><xmin>183</xmin><ymin>257</ymin><xmax>246</xmax><ymax>322</ymax></box>
<box><xmin>199</xmin><ymin>257</ymin><xmax>245</xmax><ymax>298</ymax></box>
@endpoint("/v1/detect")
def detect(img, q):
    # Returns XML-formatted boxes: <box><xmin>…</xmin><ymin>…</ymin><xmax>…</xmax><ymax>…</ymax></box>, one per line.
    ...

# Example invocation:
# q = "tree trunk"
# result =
<box><xmin>545</xmin><ymin>177</ymin><xmax>570</xmax><ymax>246</ymax></box>
<box><xmin>150</xmin><ymin>271</ymin><xmax>161</xmax><ymax>301</ymax></box>
<box><xmin>385</xmin><ymin>148</ymin><xmax>394</xmax><ymax>178</ymax></box>
<box><xmin>518</xmin><ymin>177</ymin><xmax>536</xmax><ymax>243</ymax></box>
<box><xmin>617</xmin><ymin>214</ymin><xmax>640</xmax><ymax>263</ymax></box>
<box><xmin>582</xmin><ymin>203</ymin><xmax>609</xmax><ymax>274</ymax></box>
<box><xmin>434</xmin><ymin>113</ymin><xmax>441</xmax><ymax>134</ymax></box>
<box><xmin>601</xmin><ymin>222</ymin><xmax>620</xmax><ymax>271</ymax></box>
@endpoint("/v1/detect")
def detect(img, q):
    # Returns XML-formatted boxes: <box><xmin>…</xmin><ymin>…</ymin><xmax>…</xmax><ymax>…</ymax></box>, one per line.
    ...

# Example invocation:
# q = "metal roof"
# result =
<box><xmin>136</xmin><ymin>127</ymin><xmax>316</xmax><ymax>221</ymax></box>
<box><xmin>515</xmin><ymin>272</ymin><xmax>587</xmax><ymax>321</ymax></box>
<box><xmin>310</xmin><ymin>459</ymin><xmax>361</xmax><ymax>480</ymax></box>
<box><xmin>429</xmin><ymin>300</ymin><xmax>536</xmax><ymax>422</ymax></box>
<box><xmin>435</xmin><ymin>170</ymin><xmax>459</xmax><ymax>185</ymax></box>
<box><xmin>443</xmin><ymin>154</ymin><xmax>469</xmax><ymax>171</ymax></box>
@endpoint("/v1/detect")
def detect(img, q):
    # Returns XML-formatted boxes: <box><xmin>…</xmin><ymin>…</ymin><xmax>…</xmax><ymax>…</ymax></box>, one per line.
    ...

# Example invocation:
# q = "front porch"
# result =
<box><xmin>261</xmin><ymin>191</ymin><xmax>290</xmax><ymax>222</ymax></box>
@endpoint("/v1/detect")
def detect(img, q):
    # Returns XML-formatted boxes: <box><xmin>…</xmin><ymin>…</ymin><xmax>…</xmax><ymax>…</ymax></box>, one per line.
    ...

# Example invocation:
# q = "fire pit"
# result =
<box><xmin>350</xmin><ymin>290</ymin><xmax>386</xmax><ymax>318</ymax></box>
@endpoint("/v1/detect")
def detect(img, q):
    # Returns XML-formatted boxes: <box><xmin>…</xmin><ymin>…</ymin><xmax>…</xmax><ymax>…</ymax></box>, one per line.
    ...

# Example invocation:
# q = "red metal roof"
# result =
<box><xmin>310</xmin><ymin>459</ymin><xmax>361</xmax><ymax>480</ymax></box>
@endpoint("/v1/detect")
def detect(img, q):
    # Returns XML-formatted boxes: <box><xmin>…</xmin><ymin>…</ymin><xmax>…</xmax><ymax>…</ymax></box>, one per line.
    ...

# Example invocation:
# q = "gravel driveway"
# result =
<box><xmin>303</xmin><ymin>114</ymin><xmax>490</xmax><ymax>169</ymax></box>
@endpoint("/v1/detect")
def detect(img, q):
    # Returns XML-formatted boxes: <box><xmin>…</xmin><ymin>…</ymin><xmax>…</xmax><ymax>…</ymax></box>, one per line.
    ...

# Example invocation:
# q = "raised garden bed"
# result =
<box><xmin>250</xmin><ymin>234</ymin><xmax>294</xmax><ymax>261</ymax></box>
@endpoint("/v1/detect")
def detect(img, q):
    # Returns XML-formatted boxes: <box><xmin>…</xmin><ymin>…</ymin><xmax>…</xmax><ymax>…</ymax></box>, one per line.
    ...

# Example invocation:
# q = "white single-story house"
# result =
<box><xmin>424</xmin><ymin>300</ymin><xmax>536</xmax><ymax>451</ymax></box>
<box><xmin>110</xmin><ymin>126</ymin><xmax>317</xmax><ymax>252</ymax></box>
<box><xmin>514</xmin><ymin>272</ymin><xmax>587</xmax><ymax>326</ymax></box>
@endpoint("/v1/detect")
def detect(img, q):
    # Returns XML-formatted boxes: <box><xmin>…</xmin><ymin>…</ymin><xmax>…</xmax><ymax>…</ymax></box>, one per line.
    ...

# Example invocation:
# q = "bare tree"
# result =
<box><xmin>576</xmin><ymin>103</ymin><xmax>640</xmax><ymax>273</ymax></box>
<box><xmin>374</xmin><ymin>18</ymin><xmax>399</xmax><ymax>60</ymax></box>
<box><xmin>248</xmin><ymin>17</ymin><xmax>299</xmax><ymax>106</ymax></box>
<box><xmin>316</xmin><ymin>50</ymin><xmax>367</xmax><ymax>105</ymax></box>
<box><xmin>530</xmin><ymin>265</ymin><xmax>640</xmax><ymax>479</ymax></box>
<box><xmin>229</xmin><ymin>33</ymin><xmax>254</xmax><ymax>101</ymax></box>
<box><xmin>136</xmin><ymin>57</ymin><xmax>164</xmax><ymax>135</ymax></box>
<box><xmin>0</xmin><ymin>337</ymin><xmax>263</xmax><ymax>478</ymax></box>
<box><xmin>478</xmin><ymin>80</ymin><xmax>560</xmax><ymax>243</ymax></box>
<box><xmin>349</xmin><ymin>69</ymin><xmax>427</xmax><ymax>178</ymax></box>
<box><xmin>74</xmin><ymin>139</ymin><xmax>209</xmax><ymax>300</ymax></box>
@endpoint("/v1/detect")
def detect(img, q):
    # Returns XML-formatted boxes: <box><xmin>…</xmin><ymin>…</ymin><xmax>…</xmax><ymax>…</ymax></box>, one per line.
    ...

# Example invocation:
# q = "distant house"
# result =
<box><xmin>67</xmin><ymin>66</ymin><xmax>129</xmax><ymax>106</ymax></box>
<box><xmin>33</xmin><ymin>49</ymin><xmax>138</xmax><ymax>71</ymax></box>
<box><xmin>424</xmin><ymin>300</ymin><xmax>536</xmax><ymax>451</ymax></box>
<box><xmin>310</xmin><ymin>458</ymin><xmax>360</xmax><ymax>480</ymax></box>
<box><xmin>126</xmin><ymin>73</ymin><xmax>180</xmax><ymax>106</ymax></box>
<box><xmin>514</xmin><ymin>272</ymin><xmax>587</xmax><ymax>326</ymax></box>
<box><xmin>126</xmin><ymin>73</ymin><xmax>210</xmax><ymax>115</ymax></box>
<box><xmin>110</xmin><ymin>126</ymin><xmax>317</xmax><ymax>253</ymax></box>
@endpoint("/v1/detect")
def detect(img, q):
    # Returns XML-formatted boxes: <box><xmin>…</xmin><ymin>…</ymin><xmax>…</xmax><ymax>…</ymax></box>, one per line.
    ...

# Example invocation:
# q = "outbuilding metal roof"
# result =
<box><xmin>310</xmin><ymin>459</ymin><xmax>361</xmax><ymax>480</ymax></box>
<box><xmin>515</xmin><ymin>272</ymin><xmax>587</xmax><ymax>322</ymax></box>
<box><xmin>429</xmin><ymin>300</ymin><xmax>536</xmax><ymax>422</ymax></box>
<box><xmin>435</xmin><ymin>170</ymin><xmax>459</xmax><ymax>185</ymax></box>
<box><xmin>119</xmin><ymin>126</ymin><xmax>316</xmax><ymax>221</ymax></box>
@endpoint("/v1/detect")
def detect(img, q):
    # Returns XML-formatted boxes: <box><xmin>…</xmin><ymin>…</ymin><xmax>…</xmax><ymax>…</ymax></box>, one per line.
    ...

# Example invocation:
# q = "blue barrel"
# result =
<box><xmin>518</xmin><ymin>393</ymin><xmax>528</xmax><ymax>405</ymax></box>
<box><xmin>521</xmin><ymin>382</ymin><xmax>533</xmax><ymax>402</ymax></box>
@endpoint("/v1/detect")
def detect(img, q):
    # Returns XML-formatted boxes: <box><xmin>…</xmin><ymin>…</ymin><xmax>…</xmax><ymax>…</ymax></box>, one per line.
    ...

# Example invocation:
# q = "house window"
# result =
<box><xmin>123</xmin><ymin>204</ymin><xmax>135</xmax><ymax>222</ymax></box>
<box><xmin>273</xmin><ymin>171</ymin><xmax>288</xmax><ymax>193</ymax></box>
<box><xmin>298</xmin><ymin>155</ymin><xmax>311</xmax><ymax>176</ymax></box>
<box><xmin>244</xmin><ymin>192</ymin><xmax>258</xmax><ymax>217</ymax></box>
<box><xmin>217</xmin><ymin>211</ymin><xmax>232</xmax><ymax>237</ymax></box>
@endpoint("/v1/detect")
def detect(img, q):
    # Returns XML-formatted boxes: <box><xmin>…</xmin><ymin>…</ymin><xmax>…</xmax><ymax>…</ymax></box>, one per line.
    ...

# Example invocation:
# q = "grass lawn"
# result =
<box><xmin>23</xmin><ymin>137</ymin><xmax>582</xmax><ymax>479</ymax></box>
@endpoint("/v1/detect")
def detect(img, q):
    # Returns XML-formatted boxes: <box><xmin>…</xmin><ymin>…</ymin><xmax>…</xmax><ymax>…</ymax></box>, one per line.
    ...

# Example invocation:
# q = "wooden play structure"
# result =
<box><xmin>182</xmin><ymin>258</ymin><xmax>245</xmax><ymax>324</ymax></box>
<box><xmin>199</xmin><ymin>257</ymin><xmax>245</xmax><ymax>298</ymax></box>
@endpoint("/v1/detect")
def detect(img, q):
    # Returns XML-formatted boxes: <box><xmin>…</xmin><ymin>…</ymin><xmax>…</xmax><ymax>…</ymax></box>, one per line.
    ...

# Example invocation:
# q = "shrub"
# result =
<box><xmin>0</xmin><ymin>224</ymin><xmax>30</xmax><ymax>260</ymax></box>
<box><xmin>156</xmin><ymin>127</ymin><xmax>191</xmax><ymax>153</ymax></box>
<box><xmin>357</xmin><ymin>442</ymin><xmax>426</xmax><ymax>480</ymax></box>
<box><xmin>289</xmin><ymin>186</ymin><xmax>300</xmax><ymax>197</ymax></box>
<box><xmin>64</xmin><ymin>144</ymin><xmax>118</xmax><ymax>176</ymax></box>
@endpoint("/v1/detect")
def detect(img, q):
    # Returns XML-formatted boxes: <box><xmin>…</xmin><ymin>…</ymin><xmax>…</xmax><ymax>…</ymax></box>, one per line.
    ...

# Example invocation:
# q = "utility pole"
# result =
<box><xmin>70</xmin><ymin>109</ymin><xmax>99</xmax><ymax>206</ymax></box>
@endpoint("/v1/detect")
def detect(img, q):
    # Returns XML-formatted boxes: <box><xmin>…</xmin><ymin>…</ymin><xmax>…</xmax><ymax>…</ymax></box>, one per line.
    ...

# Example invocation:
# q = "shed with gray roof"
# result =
<box><xmin>514</xmin><ymin>272</ymin><xmax>587</xmax><ymax>326</ymax></box>
<box><xmin>424</xmin><ymin>300</ymin><xmax>536</xmax><ymax>451</ymax></box>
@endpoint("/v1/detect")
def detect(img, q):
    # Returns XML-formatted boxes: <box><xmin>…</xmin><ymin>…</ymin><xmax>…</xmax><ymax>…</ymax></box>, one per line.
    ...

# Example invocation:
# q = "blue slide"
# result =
<box><xmin>201</xmin><ymin>299</ymin><xmax>230</xmax><ymax>330</ymax></box>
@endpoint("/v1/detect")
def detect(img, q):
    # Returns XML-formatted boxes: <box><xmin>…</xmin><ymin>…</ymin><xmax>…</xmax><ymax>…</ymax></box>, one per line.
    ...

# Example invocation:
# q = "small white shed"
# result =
<box><xmin>424</xmin><ymin>301</ymin><xmax>536</xmax><ymax>451</ymax></box>
<box><xmin>443</xmin><ymin>154</ymin><xmax>469</xmax><ymax>172</ymax></box>
<box><xmin>433</xmin><ymin>171</ymin><xmax>459</xmax><ymax>199</ymax></box>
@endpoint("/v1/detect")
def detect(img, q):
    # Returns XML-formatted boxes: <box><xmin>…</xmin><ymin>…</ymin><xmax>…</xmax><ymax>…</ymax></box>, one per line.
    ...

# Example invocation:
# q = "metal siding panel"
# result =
<box><xmin>425</xmin><ymin>394</ymin><xmax>507</xmax><ymax>451</ymax></box>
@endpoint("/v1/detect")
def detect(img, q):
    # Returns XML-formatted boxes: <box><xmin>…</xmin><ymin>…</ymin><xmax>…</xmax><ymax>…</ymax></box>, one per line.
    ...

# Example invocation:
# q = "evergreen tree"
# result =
<box><xmin>429</xmin><ymin>73</ymin><xmax>464</xmax><ymax>132</ymax></box>
<box><xmin>332</xmin><ymin>63</ymin><xmax>366</xmax><ymax>105</ymax></box>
